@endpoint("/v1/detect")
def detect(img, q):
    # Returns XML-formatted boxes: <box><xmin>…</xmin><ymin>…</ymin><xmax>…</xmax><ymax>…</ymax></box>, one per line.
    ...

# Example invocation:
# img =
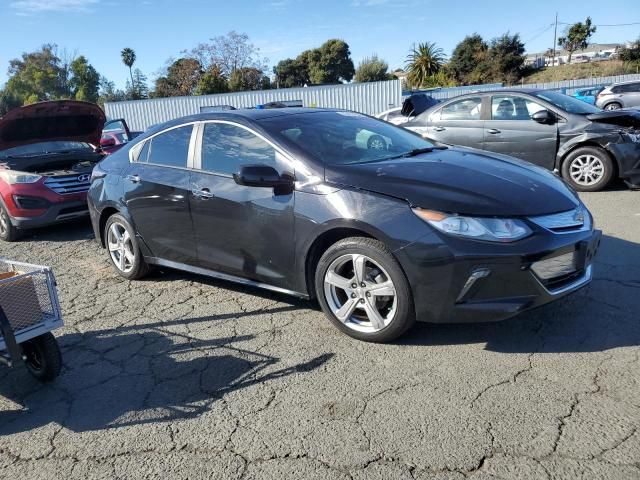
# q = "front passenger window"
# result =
<box><xmin>201</xmin><ymin>123</ymin><xmax>277</xmax><ymax>175</ymax></box>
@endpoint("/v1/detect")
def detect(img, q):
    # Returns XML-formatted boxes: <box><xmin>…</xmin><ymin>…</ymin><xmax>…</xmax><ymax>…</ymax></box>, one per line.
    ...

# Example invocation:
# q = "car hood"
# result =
<box><xmin>324</xmin><ymin>147</ymin><xmax>580</xmax><ymax>217</ymax></box>
<box><xmin>0</xmin><ymin>100</ymin><xmax>106</xmax><ymax>152</ymax></box>
<box><xmin>586</xmin><ymin>109</ymin><xmax>640</xmax><ymax>129</ymax></box>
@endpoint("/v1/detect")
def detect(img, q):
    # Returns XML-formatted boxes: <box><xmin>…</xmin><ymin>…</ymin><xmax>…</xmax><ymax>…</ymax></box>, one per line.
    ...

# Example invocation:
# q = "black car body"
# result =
<box><xmin>404</xmin><ymin>89</ymin><xmax>640</xmax><ymax>191</ymax></box>
<box><xmin>88</xmin><ymin>108</ymin><xmax>601</xmax><ymax>342</ymax></box>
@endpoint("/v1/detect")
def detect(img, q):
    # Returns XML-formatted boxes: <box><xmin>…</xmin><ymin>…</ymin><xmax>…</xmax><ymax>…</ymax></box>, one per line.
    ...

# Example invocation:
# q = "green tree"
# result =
<box><xmin>354</xmin><ymin>55</ymin><xmax>391</xmax><ymax>82</ymax></box>
<box><xmin>154</xmin><ymin>58</ymin><xmax>204</xmax><ymax>97</ymax></box>
<box><xmin>449</xmin><ymin>34</ymin><xmax>488</xmax><ymax>84</ymax></box>
<box><xmin>273</xmin><ymin>58</ymin><xmax>309</xmax><ymax>88</ymax></box>
<box><xmin>306</xmin><ymin>39</ymin><xmax>355</xmax><ymax>84</ymax></box>
<box><xmin>187</xmin><ymin>31</ymin><xmax>267</xmax><ymax>77</ymax></box>
<box><xmin>619</xmin><ymin>37</ymin><xmax>640</xmax><ymax>70</ymax></box>
<box><xmin>121</xmin><ymin>48</ymin><xmax>137</xmax><ymax>94</ymax></box>
<box><xmin>125</xmin><ymin>68</ymin><xmax>148</xmax><ymax>100</ymax></box>
<box><xmin>405</xmin><ymin>42</ymin><xmax>446</xmax><ymax>88</ymax></box>
<box><xmin>488</xmin><ymin>33</ymin><xmax>526</xmax><ymax>84</ymax></box>
<box><xmin>195</xmin><ymin>66</ymin><xmax>229</xmax><ymax>95</ymax></box>
<box><xmin>69</xmin><ymin>55</ymin><xmax>100</xmax><ymax>102</ymax></box>
<box><xmin>228</xmin><ymin>67</ymin><xmax>269</xmax><ymax>92</ymax></box>
<box><xmin>3</xmin><ymin>44</ymin><xmax>66</xmax><ymax>105</ymax></box>
<box><xmin>97</xmin><ymin>76</ymin><xmax>126</xmax><ymax>107</ymax></box>
<box><xmin>558</xmin><ymin>17</ymin><xmax>597</xmax><ymax>64</ymax></box>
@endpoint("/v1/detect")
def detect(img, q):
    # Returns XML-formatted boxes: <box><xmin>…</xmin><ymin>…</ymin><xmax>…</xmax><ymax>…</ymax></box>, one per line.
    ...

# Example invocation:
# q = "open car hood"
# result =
<box><xmin>586</xmin><ymin>109</ymin><xmax>640</xmax><ymax>129</ymax></box>
<box><xmin>0</xmin><ymin>100</ymin><xmax>106</xmax><ymax>152</ymax></box>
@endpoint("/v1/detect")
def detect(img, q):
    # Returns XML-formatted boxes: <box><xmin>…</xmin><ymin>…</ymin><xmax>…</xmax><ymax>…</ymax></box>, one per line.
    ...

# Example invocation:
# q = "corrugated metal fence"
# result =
<box><xmin>105</xmin><ymin>80</ymin><xmax>402</xmax><ymax>131</ymax></box>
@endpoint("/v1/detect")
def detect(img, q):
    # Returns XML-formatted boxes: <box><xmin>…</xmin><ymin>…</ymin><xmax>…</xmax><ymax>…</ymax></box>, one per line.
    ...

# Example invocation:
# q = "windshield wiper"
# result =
<box><xmin>383</xmin><ymin>146</ymin><xmax>448</xmax><ymax>161</ymax></box>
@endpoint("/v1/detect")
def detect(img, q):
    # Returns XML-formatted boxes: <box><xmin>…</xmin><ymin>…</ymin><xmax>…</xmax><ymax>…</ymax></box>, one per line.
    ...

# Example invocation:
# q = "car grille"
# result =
<box><xmin>44</xmin><ymin>174</ymin><xmax>91</xmax><ymax>195</ymax></box>
<box><xmin>528</xmin><ymin>207</ymin><xmax>587</xmax><ymax>233</ymax></box>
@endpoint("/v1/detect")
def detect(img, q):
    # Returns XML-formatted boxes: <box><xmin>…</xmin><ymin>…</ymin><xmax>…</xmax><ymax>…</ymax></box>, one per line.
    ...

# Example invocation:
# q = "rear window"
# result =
<box><xmin>258</xmin><ymin>111</ymin><xmax>433</xmax><ymax>166</ymax></box>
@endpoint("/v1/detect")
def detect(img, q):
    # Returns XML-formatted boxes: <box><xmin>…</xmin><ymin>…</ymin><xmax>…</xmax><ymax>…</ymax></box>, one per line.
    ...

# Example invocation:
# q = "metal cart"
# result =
<box><xmin>0</xmin><ymin>259</ymin><xmax>63</xmax><ymax>381</ymax></box>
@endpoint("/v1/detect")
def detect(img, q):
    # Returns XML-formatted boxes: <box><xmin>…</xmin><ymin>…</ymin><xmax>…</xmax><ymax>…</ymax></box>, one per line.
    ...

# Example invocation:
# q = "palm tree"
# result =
<box><xmin>121</xmin><ymin>48</ymin><xmax>136</xmax><ymax>89</ymax></box>
<box><xmin>405</xmin><ymin>42</ymin><xmax>445</xmax><ymax>88</ymax></box>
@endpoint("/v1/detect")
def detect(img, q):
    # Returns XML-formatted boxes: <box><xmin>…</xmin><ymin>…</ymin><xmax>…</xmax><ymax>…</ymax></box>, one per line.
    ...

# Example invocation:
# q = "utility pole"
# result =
<box><xmin>551</xmin><ymin>12</ymin><xmax>558</xmax><ymax>66</ymax></box>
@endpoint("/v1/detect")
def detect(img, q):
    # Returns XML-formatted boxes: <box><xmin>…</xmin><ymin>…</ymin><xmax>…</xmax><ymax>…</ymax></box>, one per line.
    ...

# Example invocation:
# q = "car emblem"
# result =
<box><xmin>78</xmin><ymin>174</ymin><xmax>91</xmax><ymax>183</ymax></box>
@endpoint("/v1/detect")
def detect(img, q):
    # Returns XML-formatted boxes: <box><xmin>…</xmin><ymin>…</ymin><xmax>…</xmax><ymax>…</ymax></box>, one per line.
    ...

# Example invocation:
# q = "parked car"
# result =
<box><xmin>0</xmin><ymin>101</ymin><xmax>106</xmax><ymax>242</ymax></box>
<box><xmin>572</xmin><ymin>87</ymin><xmax>603</xmax><ymax>105</ymax></box>
<box><xmin>405</xmin><ymin>89</ymin><xmax>640</xmax><ymax>191</ymax></box>
<box><xmin>595</xmin><ymin>81</ymin><xmax>640</xmax><ymax>110</ymax></box>
<box><xmin>89</xmin><ymin>108</ymin><xmax>600</xmax><ymax>343</ymax></box>
<box><xmin>377</xmin><ymin>93</ymin><xmax>440</xmax><ymax>126</ymax></box>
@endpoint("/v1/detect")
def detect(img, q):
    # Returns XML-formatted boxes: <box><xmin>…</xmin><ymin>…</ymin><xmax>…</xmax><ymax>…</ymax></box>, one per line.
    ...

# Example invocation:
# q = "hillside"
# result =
<box><xmin>521</xmin><ymin>60</ymin><xmax>638</xmax><ymax>83</ymax></box>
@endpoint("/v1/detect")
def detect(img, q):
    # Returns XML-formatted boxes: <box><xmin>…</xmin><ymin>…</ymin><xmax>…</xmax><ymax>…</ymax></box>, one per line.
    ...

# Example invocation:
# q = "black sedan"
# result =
<box><xmin>88</xmin><ymin>108</ymin><xmax>601</xmax><ymax>343</ymax></box>
<box><xmin>404</xmin><ymin>89</ymin><xmax>640</xmax><ymax>191</ymax></box>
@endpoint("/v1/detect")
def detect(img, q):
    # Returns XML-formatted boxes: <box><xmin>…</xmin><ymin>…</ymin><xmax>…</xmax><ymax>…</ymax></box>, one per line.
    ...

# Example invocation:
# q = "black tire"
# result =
<box><xmin>314</xmin><ymin>237</ymin><xmax>415</xmax><ymax>343</ymax></box>
<box><xmin>0</xmin><ymin>203</ymin><xmax>20</xmax><ymax>242</ymax></box>
<box><xmin>22</xmin><ymin>333</ymin><xmax>62</xmax><ymax>382</ymax></box>
<box><xmin>367</xmin><ymin>135</ymin><xmax>387</xmax><ymax>151</ymax></box>
<box><xmin>104</xmin><ymin>213</ymin><xmax>149</xmax><ymax>280</ymax></box>
<box><xmin>561</xmin><ymin>146</ymin><xmax>614</xmax><ymax>192</ymax></box>
<box><xmin>604</xmin><ymin>102</ymin><xmax>622</xmax><ymax>111</ymax></box>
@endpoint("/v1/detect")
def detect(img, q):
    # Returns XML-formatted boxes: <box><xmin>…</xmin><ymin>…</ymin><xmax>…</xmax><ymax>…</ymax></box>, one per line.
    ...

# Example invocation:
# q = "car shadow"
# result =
<box><xmin>399</xmin><ymin>234</ymin><xmax>640</xmax><ymax>353</ymax></box>
<box><xmin>0</xmin><ymin>309</ymin><xmax>333</xmax><ymax>435</ymax></box>
<box><xmin>16</xmin><ymin>219</ymin><xmax>94</xmax><ymax>243</ymax></box>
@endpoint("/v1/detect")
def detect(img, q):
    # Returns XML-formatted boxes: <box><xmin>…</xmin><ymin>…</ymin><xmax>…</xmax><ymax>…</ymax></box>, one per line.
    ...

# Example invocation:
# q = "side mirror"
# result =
<box><xmin>100</xmin><ymin>137</ymin><xmax>117</xmax><ymax>148</ymax></box>
<box><xmin>233</xmin><ymin>165</ymin><xmax>294</xmax><ymax>190</ymax></box>
<box><xmin>531</xmin><ymin>109</ymin><xmax>556</xmax><ymax>125</ymax></box>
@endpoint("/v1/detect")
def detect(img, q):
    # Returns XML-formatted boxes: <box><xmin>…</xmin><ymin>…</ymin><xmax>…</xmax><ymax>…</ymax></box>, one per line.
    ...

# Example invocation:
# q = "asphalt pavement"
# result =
<box><xmin>0</xmin><ymin>188</ymin><xmax>639</xmax><ymax>479</ymax></box>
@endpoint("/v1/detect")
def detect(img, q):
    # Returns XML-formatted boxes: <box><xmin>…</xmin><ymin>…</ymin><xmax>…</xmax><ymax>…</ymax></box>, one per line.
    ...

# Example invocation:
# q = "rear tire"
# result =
<box><xmin>561</xmin><ymin>146</ymin><xmax>614</xmax><ymax>192</ymax></box>
<box><xmin>604</xmin><ymin>102</ymin><xmax>622</xmax><ymax>111</ymax></box>
<box><xmin>22</xmin><ymin>333</ymin><xmax>62</xmax><ymax>382</ymax></box>
<box><xmin>314</xmin><ymin>237</ymin><xmax>415</xmax><ymax>343</ymax></box>
<box><xmin>0</xmin><ymin>204</ymin><xmax>20</xmax><ymax>242</ymax></box>
<box><xmin>104</xmin><ymin>213</ymin><xmax>149</xmax><ymax>280</ymax></box>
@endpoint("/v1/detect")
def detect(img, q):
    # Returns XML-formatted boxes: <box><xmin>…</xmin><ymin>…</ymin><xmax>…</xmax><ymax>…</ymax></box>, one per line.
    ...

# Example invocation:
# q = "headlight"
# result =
<box><xmin>0</xmin><ymin>170</ymin><xmax>42</xmax><ymax>184</ymax></box>
<box><xmin>413</xmin><ymin>208</ymin><xmax>532</xmax><ymax>242</ymax></box>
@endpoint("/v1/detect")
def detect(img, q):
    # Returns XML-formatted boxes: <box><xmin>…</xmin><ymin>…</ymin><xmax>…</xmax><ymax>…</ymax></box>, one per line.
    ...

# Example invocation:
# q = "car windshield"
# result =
<box><xmin>0</xmin><ymin>141</ymin><xmax>92</xmax><ymax>158</ymax></box>
<box><xmin>258</xmin><ymin>111</ymin><xmax>434</xmax><ymax>165</ymax></box>
<box><xmin>533</xmin><ymin>90</ymin><xmax>601</xmax><ymax>114</ymax></box>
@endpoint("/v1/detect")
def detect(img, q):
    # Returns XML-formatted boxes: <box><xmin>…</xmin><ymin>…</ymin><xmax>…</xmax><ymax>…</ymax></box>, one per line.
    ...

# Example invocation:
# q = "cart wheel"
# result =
<box><xmin>21</xmin><ymin>333</ymin><xmax>62</xmax><ymax>382</ymax></box>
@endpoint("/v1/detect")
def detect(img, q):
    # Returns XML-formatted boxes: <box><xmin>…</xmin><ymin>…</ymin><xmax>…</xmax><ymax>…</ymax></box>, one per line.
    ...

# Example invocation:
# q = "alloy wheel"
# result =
<box><xmin>605</xmin><ymin>103</ymin><xmax>620</xmax><ymax>110</ymax></box>
<box><xmin>569</xmin><ymin>155</ymin><xmax>605</xmax><ymax>187</ymax></box>
<box><xmin>0</xmin><ymin>209</ymin><xmax>8</xmax><ymax>236</ymax></box>
<box><xmin>368</xmin><ymin>137</ymin><xmax>386</xmax><ymax>150</ymax></box>
<box><xmin>323</xmin><ymin>254</ymin><xmax>397</xmax><ymax>333</ymax></box>
<box><xmin>107</xmin><ymin>222</ymin><xmax>136</xmax><ymax>273</ymax></box>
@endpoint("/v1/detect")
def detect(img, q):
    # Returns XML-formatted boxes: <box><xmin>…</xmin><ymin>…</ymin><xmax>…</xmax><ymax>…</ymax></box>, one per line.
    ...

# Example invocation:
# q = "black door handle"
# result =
<box><xmin>191</xmin><ymin>187</ymin><xmax>214</xmax><ymax>199</ymax></box>
<box><xmin>433</xmin><ymin>126</ymin><xmax>446</xmax><ymax>132</ymax></box>
<box><xmin>487</xmin><ymin>128</ymin><xmax>501</xmax><ymax>134</ymax></box>
<box><xmin>126</xmin><ymin>174</ymin><xmax>141</xmax><ymax>183</ymax></box>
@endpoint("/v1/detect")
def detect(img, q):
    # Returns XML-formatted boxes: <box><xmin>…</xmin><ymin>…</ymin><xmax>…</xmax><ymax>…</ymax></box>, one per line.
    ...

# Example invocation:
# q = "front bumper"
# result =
<box><xmin>9</xmin><ymin>199</ymin><xmax>89</xmax><ymax>229</ymax></box>
<box><xmin>396</xmin><ymin>227</ymin><xmax>602</xmax><ymax>324</ymax></box>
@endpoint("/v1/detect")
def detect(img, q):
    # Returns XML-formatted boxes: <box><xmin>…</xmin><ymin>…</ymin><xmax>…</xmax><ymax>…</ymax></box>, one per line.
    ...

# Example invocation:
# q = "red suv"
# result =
<box><xmin>0</xmin><ymin>101</ymin><xmax>106</xmax><ymax>241</ymax></box>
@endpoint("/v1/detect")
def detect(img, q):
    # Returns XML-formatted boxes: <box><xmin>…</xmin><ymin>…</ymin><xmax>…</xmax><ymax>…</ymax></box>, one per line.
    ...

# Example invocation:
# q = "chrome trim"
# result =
<box><xmin>44</xmin><ymin>175</ymin><xmax>91</xmax><ymax>195</ymax></box>
<box><xmin>456</xmin><ymin>268</ymin><xmax>491</xmax><ymax>302</ymax></box>
<box><xmin>528</xmin><ymin>207</ymin><xmax>589</xmax><ymax>234</ymax></box>
<box><xmin>533</xmin><ymin>264</ymin><xmax>593</xmax><ymax>296</ymax></box>
<box><xmin>145</xmin><ymin>257</ymin><xmax>309</xmax><ymax>299</ymax></box>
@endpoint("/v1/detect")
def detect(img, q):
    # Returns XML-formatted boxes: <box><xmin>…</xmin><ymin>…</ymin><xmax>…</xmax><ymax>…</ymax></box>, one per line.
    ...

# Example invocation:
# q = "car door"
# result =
<box><xmin>123</xmin><ymin>124</ymin><xmax>198</xmax><ymax>265</ymax></box>
<box><xmin>408</xmin><ymin>96</ymin><xmax>484</xmax><ymax>148</ymax></box>
<box><xmin>482</xmin><ymin>95</ymin><xmax>557</xmax><ymax>170</ymax></box>
<box><xmin>189</xmin><ymin>121</ymin><xmax>295</xmax><ymax>290</ymax></box>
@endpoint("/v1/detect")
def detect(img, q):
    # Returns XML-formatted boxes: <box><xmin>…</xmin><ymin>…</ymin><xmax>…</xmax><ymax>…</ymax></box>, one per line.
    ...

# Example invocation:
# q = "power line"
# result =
<box><xmin>557</xmin><ymin>21</ymin><xmax>640</xmax><ymax>27</ymax></box>
<box><xmin>523</xmin><ymin>23</ymin><xmax>555</xmax><ymax>43</ymax></box>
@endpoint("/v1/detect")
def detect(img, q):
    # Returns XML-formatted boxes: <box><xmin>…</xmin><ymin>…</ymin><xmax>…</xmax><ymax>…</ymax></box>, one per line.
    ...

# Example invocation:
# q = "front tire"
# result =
<box><xmin>561</xmin><ymin>146</ymin><xmax>614</xmax><ymax>192</ymax></box>
<box><xmin>315</xmin><ymin>237</ymin><xmax>415</xmax><ymax>343</ymax></box>
<box><xmin>104</xmin><ymin>213</ymin><xmax>149</xmax><ymax>280</ymax></box>
<box><xmin>604</xmin><ymin>102</ymin><xmax>621</xmax><ymax>111</ymax></box>
<box><xmin>0</xmin><ymin>204</ymin><xmax>20</xmax><ymax>242</ymax></box>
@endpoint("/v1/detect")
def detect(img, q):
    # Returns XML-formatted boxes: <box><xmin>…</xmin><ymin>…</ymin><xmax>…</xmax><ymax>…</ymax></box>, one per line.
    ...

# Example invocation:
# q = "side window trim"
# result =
<box><xmin>193</xmin><ymin>120</ymin><xmax>295</xmax><ymax>176</ymax></box>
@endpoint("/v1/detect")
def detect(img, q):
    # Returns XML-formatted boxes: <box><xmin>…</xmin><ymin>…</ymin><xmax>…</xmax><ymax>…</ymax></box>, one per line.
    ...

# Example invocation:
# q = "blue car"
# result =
<box><xmin>572</xmin><ymin>87</ymin><xmax>603</xmax><ymax>105</ymax></box>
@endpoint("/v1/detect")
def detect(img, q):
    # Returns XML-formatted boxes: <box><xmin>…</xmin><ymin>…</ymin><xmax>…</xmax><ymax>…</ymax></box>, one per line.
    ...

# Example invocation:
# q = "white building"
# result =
<box><xmin>525</xmin><ymin>43</ymin><xmax>622</xmax><ymax>68</ymax></box>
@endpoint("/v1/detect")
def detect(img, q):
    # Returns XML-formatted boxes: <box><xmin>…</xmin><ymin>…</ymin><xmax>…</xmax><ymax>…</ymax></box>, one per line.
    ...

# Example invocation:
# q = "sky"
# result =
<box><xmin>0</xmin><ymin>0</ymin><xmax>639</xmax><ymax>90</ymax></box>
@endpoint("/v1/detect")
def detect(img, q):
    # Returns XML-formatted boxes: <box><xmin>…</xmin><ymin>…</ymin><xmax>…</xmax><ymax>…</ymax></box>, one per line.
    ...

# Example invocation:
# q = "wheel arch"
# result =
<box><xmin>97</xmin><ymin>206</ymin><xmax>124</xmax><ymax>247</ymax></box>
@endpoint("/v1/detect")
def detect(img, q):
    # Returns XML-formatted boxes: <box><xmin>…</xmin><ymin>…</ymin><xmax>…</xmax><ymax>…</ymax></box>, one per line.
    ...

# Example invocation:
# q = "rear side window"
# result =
<box><xmin>201</xmin><ymin>123</ymin><xmax>277</xmax><ymax>175</ymax></box>
<box><xmin>440</xmin><ymin>97</ymin><xmax>482</xmax><ymax>121</ymax></box>
<box><xmin>491</xmin><ymin>96</ymin><xmax>545</xmax><ymax>120</ymax></box>
<box><xmin>147</xmin><ymin>125</ymin><xmax>193</xmax><ymax>168</ymax></box>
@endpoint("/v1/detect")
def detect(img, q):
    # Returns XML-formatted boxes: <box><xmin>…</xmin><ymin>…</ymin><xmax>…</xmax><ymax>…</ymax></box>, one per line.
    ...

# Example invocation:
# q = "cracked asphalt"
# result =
<box><xmin>1</xmin><ymin>188</ymin><xmax>639</xmax><ymax>480</ymax></box>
